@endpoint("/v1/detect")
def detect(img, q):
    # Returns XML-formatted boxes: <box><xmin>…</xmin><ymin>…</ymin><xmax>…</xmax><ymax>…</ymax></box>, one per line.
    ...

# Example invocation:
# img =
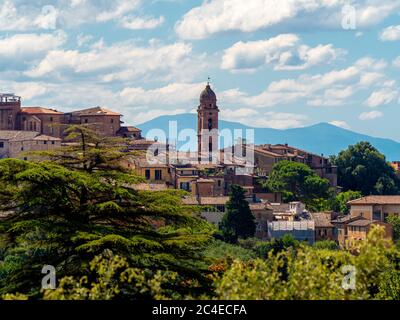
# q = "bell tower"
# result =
<box><xmin>197</xmin><ymin>80</ymin><xmax>219</xmax><ymax>162</ymax></box>
<box><xmin>0</xmin><ymin>93</ymin><xmax>21</xmax><ymax>130</ymax></box>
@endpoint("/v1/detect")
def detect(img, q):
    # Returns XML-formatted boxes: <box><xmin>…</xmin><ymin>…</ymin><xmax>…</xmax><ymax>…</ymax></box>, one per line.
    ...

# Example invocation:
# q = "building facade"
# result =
<box><xmin>0</xmin><ymin>93</ymin><xmax>133</xmax><ymax>140</ymax></box>
<box><xmin>0</xmin><ymin>130</ymin><xmax>61</xmax><ymax>160</ymax></box>
<box><xmin>348</xmin><ymin>196</ymin><xmax>400</xmax><ymax>222</ymax></box>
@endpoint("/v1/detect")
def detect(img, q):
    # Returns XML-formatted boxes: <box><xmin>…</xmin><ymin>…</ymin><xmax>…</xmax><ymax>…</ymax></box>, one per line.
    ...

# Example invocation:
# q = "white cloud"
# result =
<box><xmin>365</xmin><ymin>88</ymin><xmax>398</xmax><ymax>107</ymax></box>
<box><xmin>216</xmin><ymin>57</ymin><xmax>393</xmax><ymax>109</ymax></box>
<box><xmin>221</xmin><ymin>34</ymin><xmax>343</xmax><ymax>72</ymax></box>
<box><xmin>359</xmin><ymin>111</ymin><xmax>383</xmax><ymax>120</ymax></box>
<box><xmin>130</xmin><ymin>108</ymin><xmax>187</xmax><ymax>124</ymax></box>
<box><xmin>0</xmin><ymin>31</ymin><xmax>66</xmax><ymax>59</ymax></box>
<box><xmin>120</xmin><ymin>83</ymin><xmax>205</xmax><ymax>106</ymax></box>
<box><xmin>393</xmin><ymin>56</ymin><xmax>400</xmax><ymax>67</ymax></box>
<box><xmin>76</xmin><ymin>34</ymin><xmax>94</xmax><ymax>47</ymax></box>
<box><xmin>256</xmin><ymin>112</ymin><xmax>307</xmax><ymax>129</ymax></box>
<box><xmin>25</xmin><ymin>40</ymin><xmax>205</xmax><ymax>83</ymax></box>
<box><xmin>0</xmin><ymin>0</ymin><xmax>149</xmax><ymax>31</ymax></box>
<box><xmin>380</xmin><ymin>25</ymin><xmax>400</xmax><ymax>41</ymax></box>
<box><xmin>329</xmin><ymin>120</ymin><xmax>350</xmax><ymax>129</ymax></box>
<box><xmin>96</xmin><ymin>0</ymin><xmax>141</xmax><ymax>22</ymax></box>
<box><xmin>219</xmin><ymin>108</ymin><xmax>307</xmax><ymax>129</ymax></box>
<box><xmin>121</xmin><ymin>15</ymin><xmax>165</xmax><ymax>30</ymax></box>
<box><xmin>0</xmin><ymin>80</ymin><xmax>48</xmax><ymax>100</ymax></box>
<box><xmin>176</xmin><ymin>0</ymin><xmax>400</xmax><ymax>39</ymax></box>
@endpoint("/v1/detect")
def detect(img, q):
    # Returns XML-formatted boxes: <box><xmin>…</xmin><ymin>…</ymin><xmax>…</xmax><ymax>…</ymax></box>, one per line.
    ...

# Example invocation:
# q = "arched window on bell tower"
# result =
<box><xmin>208</xmin><ymin>118</ymin><xmax>213</xmax><ymax>130</ymax></box>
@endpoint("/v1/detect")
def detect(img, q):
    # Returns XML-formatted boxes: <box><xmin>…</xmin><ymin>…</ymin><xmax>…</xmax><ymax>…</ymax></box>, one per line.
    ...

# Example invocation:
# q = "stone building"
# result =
<box><xmin>0</xmin><ymin>130</ymin><xmax>61</xmax><ymax>160</ymax></box>
<box><xmin>0</xmin><ymin>93</ymin><xmax>132</xmax><ymax>140</ymax></box>
<box><xmin>348</xmin><ymin>195</ymin><xmax>400</xmax><ymax>222</ymax></box>
<box><xmin>310</xmin><ymin>212</ymin><xmax>336</xmax><ymax>242</ymax></box>
<box><xmin>253</xmin><ymin>143</ymin><xmax>338</xmax><ymax>189</ymax></box>
<box><xmin>332</xmin><ymin>215</ymin><xmax>392</xmax><ymax>248</ymax></box>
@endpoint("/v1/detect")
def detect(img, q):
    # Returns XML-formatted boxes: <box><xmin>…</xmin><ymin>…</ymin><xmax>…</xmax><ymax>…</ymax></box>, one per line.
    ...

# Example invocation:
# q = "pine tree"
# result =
<box><xmin>219</xmin><ymin>185</ymin><xmax>256</xmax><ymax>244</ymax></box>
<box><xmin>0</xmin><ymin>125</ymin><xmax>213</xmax><ymax>299</ymax></box>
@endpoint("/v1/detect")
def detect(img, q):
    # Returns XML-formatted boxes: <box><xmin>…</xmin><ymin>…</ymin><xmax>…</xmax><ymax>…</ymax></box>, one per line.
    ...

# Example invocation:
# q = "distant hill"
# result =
<box><xmin>137</xmin><ymin>113</ymin><xmax>400</xmax><ymax>161</ymax></box>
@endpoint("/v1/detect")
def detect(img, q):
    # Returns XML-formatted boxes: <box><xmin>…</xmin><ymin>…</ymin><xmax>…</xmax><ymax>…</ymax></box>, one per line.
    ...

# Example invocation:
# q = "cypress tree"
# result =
<box><xmin>220</xmin><ymin>185</ymin><xmax>256</xmax><ymax>244</ymax></box>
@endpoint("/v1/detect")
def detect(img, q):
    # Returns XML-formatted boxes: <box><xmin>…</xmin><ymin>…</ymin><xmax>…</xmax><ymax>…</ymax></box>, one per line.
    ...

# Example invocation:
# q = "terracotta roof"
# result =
<box><xmin>310</xmin><ymin>212</ymin><xmax>334</xmax><ymax>228</ymax></box>
<box><xmin>332</xmin><ymin>215</ymin><xmax>364</xmax><ymax>225</ymax></box>
<box><xmin>348</xmin><ymin>196</ymin><xmax>400</xmax><ymax>205</ymax></box>
<box><xmin>249</xmin><ymin>203</ymin><xmax>268</xmax><ymax>210</ymax></box>
<box><xmin>266</xmin><ymin>203</ymin><xmax>290</xmax><ymax>213</ymax></box>
<box><xmin>1</xmin><ymin>130</ymin><xmax>37</xmax><ymax>140</ymax></box>
<box><xmin>32</xmin><ymin>135</ymin><xmax>61</xmax><ymax>141</ymax></box>
<box><xmin>0</xmin><ymin>130</ymin><xmax>61</xmax><ymax>142</ymax></box>
<box><xmin>183</xmin><ymin>197</ymin><xmax>229</xmax><ymax>206</ymax></box>
<box><xmin>72</xmin><ymin>106</ymin><xmax>121</xmax><ymax>116</ymax></box>
<box><xmin>21</xmin><ymin>107</ymin><xmax>63</xmax><ymax>115</ymax></box>
<box><xmin>133</xmin><ymin>183</ymin><xmax>168</xmax><ymax>191</ymax></box>
<box><xmin>253</xmin><ymin>147</ymin><xmax>284</xmax><ymax>158</ymax></box>
<box><xmin>347</xmin><ymin>218</ymin><xmax>374</xmax><ymax>227</ymax></box>
<box><xmin>199</xmin><ymin>197</ymin><xmax>229</xmax><ymax>205</ymax></box>
<box><xmin>135</xmin><ymin>158</ymin><xmax>168</xmax><ymax>168</ymax></box>
<box><xmin>118</xmin><ymin>126</ymin><xmax>141</xmax><ymax>132</ymax></box>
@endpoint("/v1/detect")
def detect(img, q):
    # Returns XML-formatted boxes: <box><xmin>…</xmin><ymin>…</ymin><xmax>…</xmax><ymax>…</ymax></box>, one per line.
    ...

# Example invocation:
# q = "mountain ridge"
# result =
<box><xmin>136</xmin><ymin>113</ymin><xmax>400</xmax><ymax>161</ymax></box>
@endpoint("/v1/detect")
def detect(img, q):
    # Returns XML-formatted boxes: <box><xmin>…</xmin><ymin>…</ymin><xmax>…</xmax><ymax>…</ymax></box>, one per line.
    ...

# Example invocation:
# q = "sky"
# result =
<box><xmin>0</xmin><ymin>0</ymin><xmax>399</xmax><ymax>141</ymax></box>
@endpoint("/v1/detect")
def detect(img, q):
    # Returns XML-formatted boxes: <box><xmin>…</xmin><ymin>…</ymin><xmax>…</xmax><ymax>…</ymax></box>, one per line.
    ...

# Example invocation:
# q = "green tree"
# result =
<box><xmin>0</xmin><ymin>126</ymin><xmax>213</xmax><ymax>299</ymax></box>
<box><xmin>387</xmin><ymin>215</ymin><xmax>400</xmax><ymax>241</ymax></box>
<box><xmin>313</xmin><ymin>240</ymin><xmax>339</xmax><ymax>250</ymax></box>
<box><xmin>329</xmin><ymin>190</ymin><xmax>362</xmax><ymax>214</ymax></box>
<box><xmin>215</xmin><ymin>226</ymin><xmax>398</xmax><ymax>300</ymax></box>
<box><xmin>219</xmin><ymin>185</ymin><xmax>256</xmax><ymax>244</ymax></box>
<box><xmin>264</xmin><ymin>160</ymin><xmax>332</xmax><ymax>210</ymax></box>
<box><xmin>331</xmin><ymin>141</ymin><xmax>400</xmax><ymax>195</ymax></box>
<box><xmin>254</xmin><ymin>234</ymin><xmax>300</xmax><ymax>258</ymax></box>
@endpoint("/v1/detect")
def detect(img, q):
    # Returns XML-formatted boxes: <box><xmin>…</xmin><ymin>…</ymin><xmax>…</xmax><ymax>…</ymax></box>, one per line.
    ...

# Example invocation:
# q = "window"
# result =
<box><xmin>0</xmin><ymin>142</ymin><xmax>3</xmax><ymax>148</ymax></box>
<box><xmin>180</xmin><ymin>182</ymin><xmax>191</xmax><ymax>191</ymax></box>
<box><xmin>50</xmin><ymin>117</ymin><xmax>53</xmax><ymax>122</ymax></box>
<box><xmin>373</xmin><ymin>211</ymin><xmax>381</xmax><ymax>221</ymax></box>
<box><xmin>51</xmin><ymin>141</ymin><xmax>55</xmax><ymax>145</ymax></box>
<box><xmin>155</xmin><ymin>170</ymin><xmax>162</xmax><ymax>181</ymax></box>
<box><xmin>218</xmin><ymin>180</ymin><xmax>221</xmax><ymax>187</ymax></box>
<box><xmin>383</xmin><ymin>213</ymin><xmax>389</xmax><ymax>222</ymax></box>
<box><xmin>44</xmin><ymin>141</ymin><xmax>47</xmax><ymax>145</ymax></box>
<box><xmin>84</xmin><ymin>119</ymin><xmax>88</xmax><ymax>123</ymax></box>
<box><xmin>111</xmin><ymin>119</ymin><xmax>114</xmax><ymax>124</ymax></box>
<box><xmin>145</xmin><ymin>170</ymin><xmax>151</xmax><ymax>180</ymax></box>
